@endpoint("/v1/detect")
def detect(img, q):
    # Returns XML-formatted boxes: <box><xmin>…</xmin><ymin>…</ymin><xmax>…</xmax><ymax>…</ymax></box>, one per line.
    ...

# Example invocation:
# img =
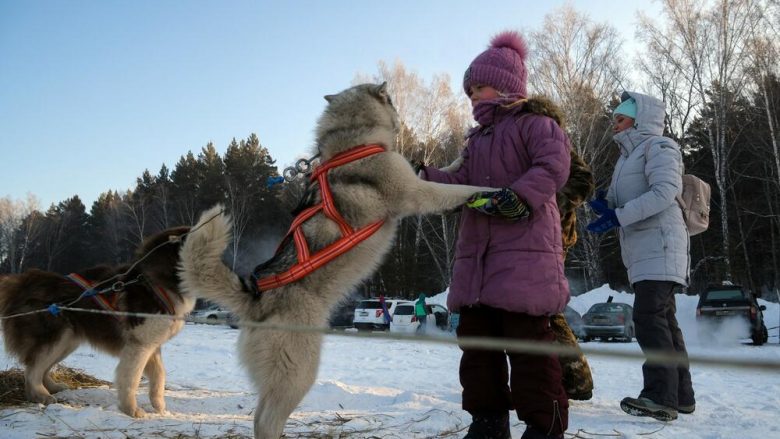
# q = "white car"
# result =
<box><xmin>390</xmin><ymin>303</ymin><xmax>450</xmax><ymax>334</ymax></box>
<box><xmin>187</xmin><ymin>303</ymin><xmax>231</xmax><ymax>324</ymax></box>
<box><xmin>353</xmin><ymin>299</ymin><xmax>410</xmax><ymax>331</ymax></box>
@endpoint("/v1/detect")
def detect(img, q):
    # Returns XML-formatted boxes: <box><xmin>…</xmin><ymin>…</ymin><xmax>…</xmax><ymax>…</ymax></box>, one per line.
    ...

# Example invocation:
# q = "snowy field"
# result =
<box><xmin>1</xmin><ymin>285</ymin><xmax>779</xmax><ymax>438</ymax></box>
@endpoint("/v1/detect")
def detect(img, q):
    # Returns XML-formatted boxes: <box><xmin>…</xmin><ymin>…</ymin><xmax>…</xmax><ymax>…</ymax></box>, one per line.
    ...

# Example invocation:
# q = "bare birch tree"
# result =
<box><xmin>0</xmin><ymin>197</ymin><xmax>22</xmax><ymax>272</ymax></box>
<box><xmin>0</xmin><ymin>194</ymin><xmax>41</xmax><ymax>273</ymax></box>
<box><xmin>638</xmin><ymin>0</ymin><xmax>763</xmax><ymax>280</ymax></box>
<box><xmin>636</xmin><ymin>23</ymin><xmax>701</xmax><ymax>142</ymax></box>
<box><xmin>527</xmin><ymin>4</ymin><xmax>629</xmax><ymax>289</ymax></box>
<box><xmin>1</xmin><ymin>196</ymin><xmax>32</xmax><ymax>272</ymax></box>
<box><xmin>356</xmin><ymin>61</ymin><xmax>471</xmax><ymax>165</ymax></box>
<box><xmin>746</xmin><ymin>0</ymin><xmax>780</xmax><ymax>291</ymax></box>
<box><xmin>748</xmin><ymin>1</ymin><xmax>780</xmax><ymax>191</ymax></box>
<box><xmin>355</xmin><ymin>61</ymin><xmax>472</xmax><ymax>289</ymax></box>
<box><xmin>122</xmin><ymin>189</ymin><xmax>147</xmax><ymax>248</ymax></box>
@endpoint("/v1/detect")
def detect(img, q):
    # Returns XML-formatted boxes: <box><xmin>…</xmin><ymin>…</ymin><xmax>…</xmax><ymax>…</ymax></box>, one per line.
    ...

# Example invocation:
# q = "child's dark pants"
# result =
<box><xmin>457</xmin><ymin>305</ymin><xmax>568</xmax><ymax>436</ymax></box>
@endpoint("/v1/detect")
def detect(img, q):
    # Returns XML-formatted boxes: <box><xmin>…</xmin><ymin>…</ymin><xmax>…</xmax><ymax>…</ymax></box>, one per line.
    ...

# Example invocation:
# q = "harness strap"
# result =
<box><xmin>149</xmin><ymin>284</ymin><xmax>176</xmax><ymax>315</ymax></box>
<box><xmin>66</xmin><ymin>273</ymin><xmax>176</xmax><ymax>317</ymax></box>
<box><xmin>66</xmin><ymin>273</ymin><xmax>122</xmax><ymax>321</ymax></box>
<box><xmin>255</xmin><ymin>144</ymin><xmax>387</xmax><ymax>291</ymax></box>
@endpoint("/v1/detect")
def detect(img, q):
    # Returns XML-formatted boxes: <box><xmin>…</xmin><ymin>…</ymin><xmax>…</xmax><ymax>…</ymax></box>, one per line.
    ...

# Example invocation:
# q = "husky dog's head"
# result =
<box><xmin>315</xmin><ymin>82</ymin><xmax>399</xmax><ymax>159</ymax></box>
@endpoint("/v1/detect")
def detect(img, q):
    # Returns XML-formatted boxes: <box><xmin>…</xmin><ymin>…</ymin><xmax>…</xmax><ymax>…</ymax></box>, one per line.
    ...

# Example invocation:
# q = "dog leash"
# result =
<box><xmin>252</xmin><ymin>144</ymin><xmax>386</xmax><ymax>292</ymax></box>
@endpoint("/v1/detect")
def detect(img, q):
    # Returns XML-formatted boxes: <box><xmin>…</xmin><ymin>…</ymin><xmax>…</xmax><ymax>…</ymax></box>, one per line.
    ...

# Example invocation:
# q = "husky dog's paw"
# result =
<box><xmin>120</xmin><ymin>403</ymin><xmax>147</xmax><ymax>418</ymax></box>
<box><xmin>28</xmin><ymin>392</ymin><xmax>57</xmax><ymax>405</ymax></box>
<box><xmin>45</xmin><ymin>381</ymin><xmax>69</xmax><ymax>394</ymax></box>
<box><xmin>151</xmin><ymin>397</ymin><xmax>166</xmax><ymax>413</ymax></box>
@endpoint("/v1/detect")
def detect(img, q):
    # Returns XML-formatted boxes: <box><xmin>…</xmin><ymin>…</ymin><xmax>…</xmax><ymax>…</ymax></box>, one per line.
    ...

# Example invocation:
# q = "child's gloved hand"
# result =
<box><xmin>408</xmin><ymin>160</ymin><xmax>426</xmax><ymax>177</ymax></box>
<box><xmin>466</xmin><ymin>188</ymin><xmax>530</xmax><ymax>221</ymax></box>
<box><xmin>586</xmin><ymin>208</ymin><xmax>620</xmax><ymax>233</ymax></box>
<box><xmin>587</xmin><ymin>189</ymin><xmax>609</xmax><ymax>215</ymax></box>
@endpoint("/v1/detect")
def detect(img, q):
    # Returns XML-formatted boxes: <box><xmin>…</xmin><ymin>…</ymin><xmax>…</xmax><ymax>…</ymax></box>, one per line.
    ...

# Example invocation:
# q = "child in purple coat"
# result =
<box><xmin>420</xmin><ymin>31</ymin><xmax>571</xmax><ymax>439</ymax></box>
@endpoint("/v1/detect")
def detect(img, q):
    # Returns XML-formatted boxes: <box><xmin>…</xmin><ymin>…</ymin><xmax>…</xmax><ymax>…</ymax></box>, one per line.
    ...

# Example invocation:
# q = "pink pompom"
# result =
<box><xmin>490</xmin><ymin>31</ymin><xmax>528</xmax><ymax>61</ymax></box>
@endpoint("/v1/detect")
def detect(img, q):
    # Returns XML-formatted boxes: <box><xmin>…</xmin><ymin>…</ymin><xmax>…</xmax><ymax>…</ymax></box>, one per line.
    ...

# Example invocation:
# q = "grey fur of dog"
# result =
<box><xmin>178</xmin><ymin>82</ymin><xmax>494</xmax><ymax>439</ymax></box>
<box><xmin>0</xmin><ymin>227</ymin><xmax>194</xmax><ymax>417</ymax></box>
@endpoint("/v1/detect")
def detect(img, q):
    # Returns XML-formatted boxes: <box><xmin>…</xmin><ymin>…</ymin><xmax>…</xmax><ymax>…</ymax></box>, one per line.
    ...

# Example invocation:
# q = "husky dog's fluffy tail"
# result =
<box><xmin>178</xmin><ymin>205</ymin><xmax>254</xmax><ymax>315</ymax></box>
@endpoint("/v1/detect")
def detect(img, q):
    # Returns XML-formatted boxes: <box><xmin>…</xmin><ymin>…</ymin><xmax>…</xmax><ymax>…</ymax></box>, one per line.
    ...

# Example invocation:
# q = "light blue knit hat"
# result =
<box><xmin>614</xmin><ymin>97</ymin><xmax>637</xmax><ymax>119</ymax></box>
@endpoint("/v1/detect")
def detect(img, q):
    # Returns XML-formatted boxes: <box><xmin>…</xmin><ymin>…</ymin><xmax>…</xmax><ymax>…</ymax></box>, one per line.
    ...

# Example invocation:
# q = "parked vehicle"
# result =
<box><xmin>428</xmin><ymin>304</ymin><xmax>450</xmax><ymax>331</ymax></box>
<box><xmin>449</xmin><ymin>312</ymin><xmax>460</xmax><ymax>332</ymax></box>
<box><xmin>328</xmin><ymin>297</ymin><xmax>359</xmax><ymax>329</ymax></box>
<box><xmin>696</xmin><ymin>283</ymin><xmax>768</xmax><ymax>345</ymax></box>
<box><xmin>563</xmin><ymin>305</ymin><xmax>586</xmax><ymax>340</ymax></box>
<box><xmin>226</xmin><ymin>312</ymin><xmax>240</xmax><ymax>329</ymax></box>
<box><xmin>582</xmin><ymin>301</ymin><xmax>635</xmax><ymax>342</ymax></box>
<box><xmin>187</xmin><ymin>302</ymin><xmax>231</xmax><ymax>324</ymax></box>
<box><xmin>353</xmin><ymin>299</ymin><xmax>409</xmax><ymax>331</ymax></box>
<box><xmin>389</xmin><ymin>303</ymin><xmax>449</xmax><ymax>334</ymax></box>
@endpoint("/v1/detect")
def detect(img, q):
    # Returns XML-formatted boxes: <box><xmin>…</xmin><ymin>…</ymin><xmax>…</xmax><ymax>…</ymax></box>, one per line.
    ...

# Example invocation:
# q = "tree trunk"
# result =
<box><xmin>761</xmin><ymin>72</ymin><xmax>780</xmax><ymax>191</ymax></box>
<box><xmin>418</xmin><ymin>216</ymin><xmax>447</xmax><ymax>285</ymax></box>
<box><xmin>731</xmin><ymin>185</ymin><xmax>755</xmax><ymax>292</ymax></box>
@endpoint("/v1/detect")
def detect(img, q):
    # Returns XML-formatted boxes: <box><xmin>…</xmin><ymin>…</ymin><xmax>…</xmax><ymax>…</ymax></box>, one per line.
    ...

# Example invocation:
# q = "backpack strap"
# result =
<box><xmin>642</xmin><ymin>141</ymin><xmax>689</xmax><ymax>224</ymax></box>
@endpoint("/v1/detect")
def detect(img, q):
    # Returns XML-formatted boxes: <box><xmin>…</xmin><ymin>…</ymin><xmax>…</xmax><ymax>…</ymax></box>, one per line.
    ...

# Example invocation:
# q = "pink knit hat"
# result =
<box><xmin>463</xmin><ymin>31</ymin><xmax>528</xmax><ymax>97</ymax></box>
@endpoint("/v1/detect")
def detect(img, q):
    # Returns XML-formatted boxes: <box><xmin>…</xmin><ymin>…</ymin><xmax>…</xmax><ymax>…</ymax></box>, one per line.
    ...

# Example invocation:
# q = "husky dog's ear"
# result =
<box><xmin>324</xmin><ymin>94</ymin><xmax>336</xmax><ymax>103</ymax></box>
<box><xmin>372</xmin><ymin>82</ymin><xmax>391</xmax><ymax>104</ymax></box>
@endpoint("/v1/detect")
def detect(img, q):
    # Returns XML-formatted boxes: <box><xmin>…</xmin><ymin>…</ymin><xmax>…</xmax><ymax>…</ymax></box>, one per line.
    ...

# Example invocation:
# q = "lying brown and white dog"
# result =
<box><xmin>0</xmin><ymin>226</ymin><xmax>193</xmax><ymax>417</ymax></box>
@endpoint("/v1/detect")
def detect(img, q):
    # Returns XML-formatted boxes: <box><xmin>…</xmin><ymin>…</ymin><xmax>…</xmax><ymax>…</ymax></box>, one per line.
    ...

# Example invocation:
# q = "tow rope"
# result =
<box><xmin>253</xmin><ymin>144</ymin><xmax>386</xmax><ymax>292</ymax></box>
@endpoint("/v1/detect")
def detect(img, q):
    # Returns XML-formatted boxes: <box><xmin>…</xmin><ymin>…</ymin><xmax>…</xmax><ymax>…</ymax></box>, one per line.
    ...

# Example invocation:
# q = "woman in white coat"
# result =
<box><xmin>587</xmin><ymin>91</ymin><xmax>695</xmax><ymax>422</ymax></box>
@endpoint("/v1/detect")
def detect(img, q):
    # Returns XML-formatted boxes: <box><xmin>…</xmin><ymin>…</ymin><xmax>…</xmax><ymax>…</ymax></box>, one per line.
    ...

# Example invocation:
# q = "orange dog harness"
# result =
<box><xmin>253</xmin><ymin>144</ymin><xmax>386</xmax><ymax>292</ymax></box>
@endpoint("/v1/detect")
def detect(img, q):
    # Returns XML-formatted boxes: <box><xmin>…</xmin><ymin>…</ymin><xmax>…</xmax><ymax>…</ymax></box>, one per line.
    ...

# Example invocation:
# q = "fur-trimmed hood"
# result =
<box><xmin>521</xmin><ymin>95</ymin><xmax>566</xmax><ymax>128</ymax></box>
<box><xmin>521</xmin><ymin>97</ymin><xmax>595</xmax><ymax>255</ymax></box>
<box><xmin>519</xmin><ymin>96</ymin><xmax>594</xmax><ymax>215</ymax></box>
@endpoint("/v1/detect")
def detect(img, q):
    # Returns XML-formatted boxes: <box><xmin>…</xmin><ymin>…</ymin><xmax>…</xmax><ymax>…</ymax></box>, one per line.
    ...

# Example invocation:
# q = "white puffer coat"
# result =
<box><xmin>606</xmin><ymin>91</ymin><xmax>689</xmax><ymax>286</ymax></box>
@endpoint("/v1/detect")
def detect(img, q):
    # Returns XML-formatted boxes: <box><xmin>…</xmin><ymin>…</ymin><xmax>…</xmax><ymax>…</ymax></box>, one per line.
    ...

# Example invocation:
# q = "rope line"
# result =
<box><xmin>2</xmin><ymin>305</ymin><xmax>776</xmax><ymax>372</ymax></box>
<box><xmin>1</xmin><ymin>209</ymin><xmax>778</xmax><ymax>372</ymax></box>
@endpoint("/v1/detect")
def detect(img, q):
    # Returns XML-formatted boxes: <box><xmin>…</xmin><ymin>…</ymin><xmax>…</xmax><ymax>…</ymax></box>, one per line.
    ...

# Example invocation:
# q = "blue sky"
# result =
<box><xmin>0</xmin><ymin>1</ymin><xmax>659</xmax><ymax>209</ymax></box>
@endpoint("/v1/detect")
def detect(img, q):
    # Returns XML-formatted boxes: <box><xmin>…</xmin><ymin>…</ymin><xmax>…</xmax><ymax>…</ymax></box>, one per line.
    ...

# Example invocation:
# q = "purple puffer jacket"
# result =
<box><xmin>424</xmin><ymin>103</ymin><xmax>571</xmax><ymax>315</ymax></box>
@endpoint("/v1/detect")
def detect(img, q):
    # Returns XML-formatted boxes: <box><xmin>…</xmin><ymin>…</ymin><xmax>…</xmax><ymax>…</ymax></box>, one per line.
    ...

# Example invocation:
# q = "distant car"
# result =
<box><xmin>696</xmin><ymin>284</ymin><xmax>768</xmax><ymax>345</ymax></box>
<box><xmin>428</xmin><ymin>304</ymin><xmax>450</xmax><ymax>331</ymax></box>
<box><xmin>353</xmin><ymin>299</ymin><xmax>409</xmax><ymax>331</ymax></box>
<box><xmin>328</xmin><ymin>298</ymin><xmax>358</xmax><ymax>329</ymax></box>
<box><xmin>582</xmin><ymin>302</ymin><xmax>635</xmax><ymax>342</ymax></box>
<box><xmin>449</xmin><ymin>312</ymin><xmax>460</xmax><ymax>332</ymax></box>
<box><xmin>563</xmin><ymin>306</ymin><xmax>586</xmax><ymax>340</ymax></box>
<box><xmin>389</xmin><ymin>303</ymin><xmax>449</xmax><ymax>334</ymax></box>
<box><xmin>226</xmin><ymin>312</ymin><xmax>240</xmax><ymax>329</ymax></box>
<box><xmin>187</xmin><ymin>303</ymin><xmax>231</xmax><ymax>324</ymax></box>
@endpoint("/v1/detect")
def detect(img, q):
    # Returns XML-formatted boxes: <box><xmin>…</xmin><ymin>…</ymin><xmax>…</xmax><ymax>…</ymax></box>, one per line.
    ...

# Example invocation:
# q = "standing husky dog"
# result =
<box><xmin>178</xmin><ymin>82</ymin><xmax>496</xmax><ymax>439</ymax></box>
<box><xmin>0</xmin><ymin>226</ymin><xmax>193</xmax><ymax>418</ymax></box>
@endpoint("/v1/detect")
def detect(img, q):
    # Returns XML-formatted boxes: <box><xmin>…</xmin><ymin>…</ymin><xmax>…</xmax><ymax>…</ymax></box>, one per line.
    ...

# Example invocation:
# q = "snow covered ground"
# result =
<box><xmin>1</xmin><ymin>285</ymin><xmax>779</xmax><ymax>438</ymax></box>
